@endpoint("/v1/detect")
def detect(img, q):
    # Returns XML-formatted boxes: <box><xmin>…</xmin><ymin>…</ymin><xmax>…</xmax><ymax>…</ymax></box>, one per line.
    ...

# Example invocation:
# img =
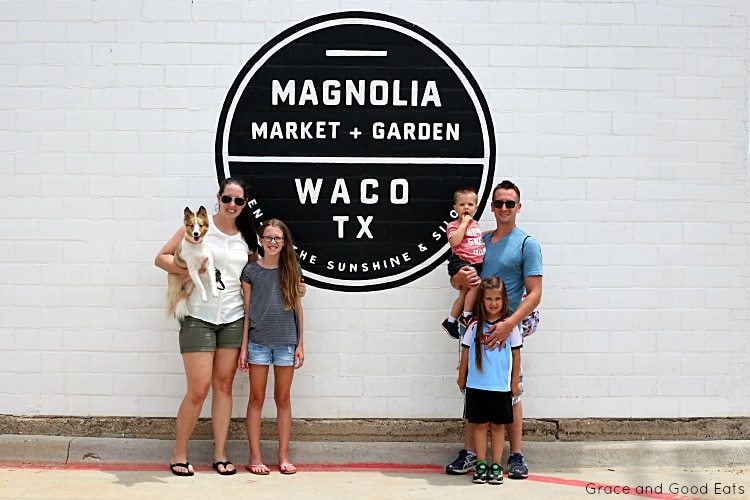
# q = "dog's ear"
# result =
<box><xmin>197</xmin><ymin>206</ymin><xmax>207</xmax><ymax>217</ymax></box>
<box><xmin>184</xmin><ymin>207</ymin><xmax>194</xmax><ymax>217</ymax></box>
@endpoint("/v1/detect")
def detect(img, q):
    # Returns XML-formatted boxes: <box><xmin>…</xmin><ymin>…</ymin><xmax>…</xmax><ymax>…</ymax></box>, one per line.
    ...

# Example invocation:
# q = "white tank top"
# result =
<box><xmin>187</xmin><ymin>216</ymin><xmax>251</xmax><ymax>325</ymax></box>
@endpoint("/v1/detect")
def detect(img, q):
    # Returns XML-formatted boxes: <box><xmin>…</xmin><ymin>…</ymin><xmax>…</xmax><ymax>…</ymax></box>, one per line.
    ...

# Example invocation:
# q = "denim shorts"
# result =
<box><xmin>248</xmin><ymin>342</ymin><xmax>295</xmax><ymax>367</ymax></box>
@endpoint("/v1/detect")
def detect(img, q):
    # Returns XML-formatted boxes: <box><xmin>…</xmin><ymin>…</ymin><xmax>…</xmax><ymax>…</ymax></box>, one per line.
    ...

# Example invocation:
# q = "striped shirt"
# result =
<box><xmin>240</xmin><ymin>261</ymin><xmax>298</xmax><ymax>346</ymax></box>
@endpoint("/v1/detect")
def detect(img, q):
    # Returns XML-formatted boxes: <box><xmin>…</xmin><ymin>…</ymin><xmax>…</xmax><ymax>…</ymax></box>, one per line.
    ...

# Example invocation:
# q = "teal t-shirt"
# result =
<box><xmin>481</xmin><ymin>227</ymin><xmax>543</xmax><ymax>315</ymax></box>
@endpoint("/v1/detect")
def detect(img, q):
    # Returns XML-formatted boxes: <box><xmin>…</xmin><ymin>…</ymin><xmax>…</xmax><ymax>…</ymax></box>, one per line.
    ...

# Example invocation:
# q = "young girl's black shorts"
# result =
<box><xmin>447</xmin><ymin>253</ymin><xmax>483</xmax><ymax>277</ymax></box>
<box><xmin>464</xmin><ymin>388</ymin><xmax>514</xmax><ymax>425</ymax></box>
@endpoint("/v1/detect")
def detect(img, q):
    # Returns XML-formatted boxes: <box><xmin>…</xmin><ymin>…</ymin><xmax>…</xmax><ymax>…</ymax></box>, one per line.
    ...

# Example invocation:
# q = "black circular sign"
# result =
<box><xmin>216</xmin><ymin>11</ymin><xmax>495</xmax><ymax>291</ymax></box>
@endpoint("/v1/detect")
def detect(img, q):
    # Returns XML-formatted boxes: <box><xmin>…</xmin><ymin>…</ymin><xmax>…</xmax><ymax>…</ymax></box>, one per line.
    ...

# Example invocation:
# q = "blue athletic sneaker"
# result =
<box><xmin>507</xmin><ymin>452</ymin><xmax>529</xmax><ymax>479</ymax></box>
<box><xmin>445</xmin><ymin>449</ymin><xmax>476</xmax><ymax>475</ymax></box>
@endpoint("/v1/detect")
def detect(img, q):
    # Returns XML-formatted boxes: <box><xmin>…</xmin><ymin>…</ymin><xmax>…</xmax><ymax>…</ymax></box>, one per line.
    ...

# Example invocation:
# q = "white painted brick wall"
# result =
<box><xmin>0</xmin><ymin>0</ymin><xmax>748</xmax><ymax>420</ymax></box>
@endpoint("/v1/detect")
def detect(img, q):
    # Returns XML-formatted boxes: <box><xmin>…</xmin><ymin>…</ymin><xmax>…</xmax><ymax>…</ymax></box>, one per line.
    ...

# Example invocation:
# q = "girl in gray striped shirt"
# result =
<box><xmin>239</xmin><ymin>219</ymin><xmax>304</xmax><ymax>476</ymax></box>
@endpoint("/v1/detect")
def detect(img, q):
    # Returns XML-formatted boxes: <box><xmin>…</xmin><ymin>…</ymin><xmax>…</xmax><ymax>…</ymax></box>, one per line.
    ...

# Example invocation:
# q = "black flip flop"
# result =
<box><xmin>212</xmin><ymin>460</ymin><xmax>237</xmax><ymax>476</ymax></box>
<box><xmin>169</xmin><ymin>462</ymin><xmax>194</xmax><ymax>477</ymax></box>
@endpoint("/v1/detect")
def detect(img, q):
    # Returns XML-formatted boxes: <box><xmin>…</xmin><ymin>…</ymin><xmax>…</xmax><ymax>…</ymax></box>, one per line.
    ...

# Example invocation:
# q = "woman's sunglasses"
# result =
<box><xmin>220</xmin><ymin>195</ymin><xmax>246</xmax><ymax>206</ymax></box>
<box><xmin>492</xmin><ymin>200</ymin><xmax>517</xmax><ymax>209</ymax></box>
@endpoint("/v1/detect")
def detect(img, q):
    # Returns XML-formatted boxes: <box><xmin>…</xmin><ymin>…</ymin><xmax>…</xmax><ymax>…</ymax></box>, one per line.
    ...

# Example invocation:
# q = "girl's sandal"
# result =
<box><xmin>212</xmin><ymin>460</ymin><xmax>236</xmax><ymax>476</ymax></box>
<box><xmin>279</xmin><ymin>463</ymin><xmax>297</xmax><ymax>475</ymax></box>
<box><xmin>245</xmin><ymin>463</ymin><xmax>270</xmax><ymax>475</ymax></box>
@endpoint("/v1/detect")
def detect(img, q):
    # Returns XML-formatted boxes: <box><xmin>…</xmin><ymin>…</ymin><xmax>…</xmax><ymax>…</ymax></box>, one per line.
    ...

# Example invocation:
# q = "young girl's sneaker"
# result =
<box><xmin>488</xmin><ymin>463</ymin><xmax>503</xmax><ymax>485</ymax></box>
<box><xmin>472</xmin><ymin>462</ymin><xmax>488</xmax><ymax>484</ymax></box>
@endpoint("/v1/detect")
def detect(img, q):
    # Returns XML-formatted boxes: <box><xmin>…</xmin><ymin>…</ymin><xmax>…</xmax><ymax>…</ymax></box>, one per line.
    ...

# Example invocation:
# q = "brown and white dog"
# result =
<box><xmin>166</xmin><ymin>206</ymin><xmax>218</xmax><ymax>319</ymax></box>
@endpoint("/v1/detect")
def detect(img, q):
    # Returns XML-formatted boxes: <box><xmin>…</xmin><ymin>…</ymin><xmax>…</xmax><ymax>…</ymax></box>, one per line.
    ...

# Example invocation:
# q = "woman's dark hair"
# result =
<box><xmin>473</xmin><ymin>277</ymin><xmax>509</xmax><ymax>372</ymax></box>
<box><xmin>218</xmin><ymin>177</ymin><xmax>257</xmax><ymax>252</ymax></box>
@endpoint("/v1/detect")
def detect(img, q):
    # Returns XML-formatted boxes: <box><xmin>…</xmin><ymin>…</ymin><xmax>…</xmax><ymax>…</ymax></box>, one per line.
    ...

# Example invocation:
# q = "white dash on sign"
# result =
<box><xmin>326</xmin><ymin>50</ymin><xmax>388</xmax><ymax>57</ymax></box>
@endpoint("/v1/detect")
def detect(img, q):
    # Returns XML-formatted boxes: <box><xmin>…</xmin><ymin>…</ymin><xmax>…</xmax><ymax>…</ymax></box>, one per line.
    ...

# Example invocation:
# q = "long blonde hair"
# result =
<box><xmin>261</xmin><ymin>219</ymin><xmax>300</xmax><ymax>310</ymax></box>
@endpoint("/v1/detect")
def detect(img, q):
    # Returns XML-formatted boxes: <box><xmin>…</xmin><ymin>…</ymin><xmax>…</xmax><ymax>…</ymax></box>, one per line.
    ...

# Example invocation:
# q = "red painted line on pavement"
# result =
<box><xmin>273</xmin><ymin>462</ymin><xmax>444</xmax><ymax>473</ymax></box>
<box><xmin>0</xmin><ymin>462</ymin><xmax>695</xmax><ymax>499</ymax></box>
<box><xmin>0</xmin><ymin>462</ymin><xmax>168</xmax><ymax>472</ymax></box>
<box><xmin>0</xmin><ymin>462</ymin><xmax>443</xmax><ymax>474</ymax></box>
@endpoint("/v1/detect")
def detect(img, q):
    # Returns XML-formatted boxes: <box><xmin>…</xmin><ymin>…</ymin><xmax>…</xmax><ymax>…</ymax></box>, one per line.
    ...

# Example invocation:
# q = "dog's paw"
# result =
<box><xmin>212</xmin><ymin>289</ymin><xmax>219</xmax><ymax>298</ymax></box>
<box><xmin>201</xmin><ymin>292</ymin><xmax>208</xmax><ymax>301</ymax></box>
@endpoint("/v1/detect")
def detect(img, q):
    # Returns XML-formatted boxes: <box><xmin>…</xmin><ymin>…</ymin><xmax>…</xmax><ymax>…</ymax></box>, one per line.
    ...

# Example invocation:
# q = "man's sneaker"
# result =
<box><xmin>507</xmin><ymin>452</ymin><xmax>529</xmax><ymax>479</ymax></box>
<box><xmin>472</xmin><ymin>462</ymin><xmax>489</xmax><ymax>484</ymax></box>
<box><xmin>441</xmin><ymin>318</ymin><xmax>460</xmax><ymax>339</ymax></box>
<box><xmin>445</xmin><ymin>449</ymin><xmax>476</xmax><ymax>475</ymax></box>
<box><xmin>488</xmin><ymin>463</ymin><xmax>503</xmax><ymax>485</ymax></box>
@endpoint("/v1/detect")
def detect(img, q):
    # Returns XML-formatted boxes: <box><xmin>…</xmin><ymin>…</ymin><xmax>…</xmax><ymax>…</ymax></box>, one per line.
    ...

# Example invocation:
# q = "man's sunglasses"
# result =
<box><xmin>492</xmin><ymin>199</ymin><xmax>517</xmax><ymax>209</ymax></box>
<box><xmin>220</xmin><ymin>195</ymin><xmax>246</xmax><ymax>206</ymax></box>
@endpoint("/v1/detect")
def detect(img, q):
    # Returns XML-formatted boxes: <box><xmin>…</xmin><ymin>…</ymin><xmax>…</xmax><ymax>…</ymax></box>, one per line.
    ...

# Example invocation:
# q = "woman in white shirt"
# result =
<box><xmin>155</xmin><ymin>177</ymin><xmax>258</xmax><ymax>476</ymax></box>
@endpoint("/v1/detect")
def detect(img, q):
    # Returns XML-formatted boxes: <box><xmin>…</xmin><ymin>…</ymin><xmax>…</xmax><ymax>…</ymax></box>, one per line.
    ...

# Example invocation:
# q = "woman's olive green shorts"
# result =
<box><xmin>178</xmin><ymin>316</ymin><xmax>244</xmax><ymax>353</ymax></box>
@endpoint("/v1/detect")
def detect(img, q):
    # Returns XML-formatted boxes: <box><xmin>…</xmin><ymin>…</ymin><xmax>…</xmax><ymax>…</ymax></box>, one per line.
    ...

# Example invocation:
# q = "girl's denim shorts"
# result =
<box><xmin>248</xmin><ymin>342</ymin><xmax>295</xmax><ymax>366</ymax></box>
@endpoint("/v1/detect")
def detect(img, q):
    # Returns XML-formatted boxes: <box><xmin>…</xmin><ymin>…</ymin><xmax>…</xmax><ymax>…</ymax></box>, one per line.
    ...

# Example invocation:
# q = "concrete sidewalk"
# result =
<box><xmin>1</xmin><ymin>466</ymin><xmax>747</xmax><ymax>500</ymax></box>
<box><xmin>1</xmin><ymin>436</ymin><xmax>749</xmax><ymax>499</ymax></box>
<box><xmin>2</xmin><ymin>434</ymin><xmax>749</xmax><ymax>469</ymax></box>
